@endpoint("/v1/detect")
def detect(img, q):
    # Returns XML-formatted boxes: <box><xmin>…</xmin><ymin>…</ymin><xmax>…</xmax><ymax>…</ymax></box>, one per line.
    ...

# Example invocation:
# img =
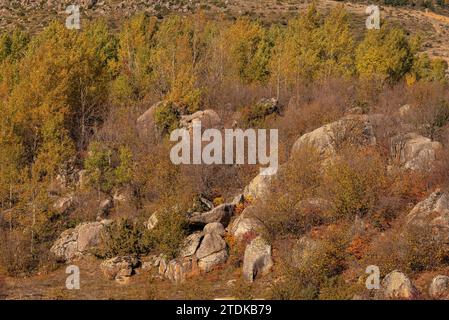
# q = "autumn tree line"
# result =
<box><xmin>0</xmin><ymin>4</ymin><xmax>447</xmax><ymax>275</ymax></box>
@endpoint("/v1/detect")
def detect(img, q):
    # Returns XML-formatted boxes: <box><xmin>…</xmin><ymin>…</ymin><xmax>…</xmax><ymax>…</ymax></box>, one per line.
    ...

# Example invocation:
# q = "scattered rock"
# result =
<box><xmin>200</xmin><ymin>197</ymin><xmax>214</xmax><ymax>211</ymax></box>
<box><xmin>377</xmin><ymin>270</ymin><xmax>418</xmax><ymax>300</ymax></box>
<box><xmin>146</xmin><ymin>212</ymin><xmax>159</xmax><ymax>231</ymax></box>
<box><xmin>198</xmin><ymin>250</ymin><xmax>228</xmax><ymax>273</ymax></box>
<box><xmin>391</xmin><ymin>132</ymin><xmax>442</xmax><ymax>171</ymax></box>
<box><xmin>203</xmin><ymin>222</ymin><xmax>225</xmax><ymax>236</ymax></box>
<box><xmin>189</xmin><ymin>204</ymin><xmax>234</xmax><ymax>227</ymax></box>
<box><xmin>229</xmin><ymin>209</ymin><xmax>265</xmax><ymax>240</ymax></box>
<box><xmin>179</xmin><ymin>109</ymin><xmax>221</xmax><ymax>130</ymax></box>
<box><xmin>50</xmin><ymin>221</ymin><xmax>108</xmax><ymax>262</ymax></box>
<box><xmin>164</xmin><ymin>257</ymin><xmax>199</xmax><ymax>283</ymax></box>
<box><xmin>292</xmin><ymin>115</ymin><xmax>377</xmax><ymax>158</ymax></box>
<box><xmin>406</xmin><ymin>189</ymin><xmax>449</xmax><ymax>240</ymax></box>
<box><xmin>179</xmin><ymin>232</ymin><xmax>203</xmax><ymax>258</ymax></box>
<box><xmin>243</xmin><ymin>236</ymin><xmax>273</xmax><ymax>282</ymax></box>
<box><xmin>136</xmin><ymin>102</ymin><xmax>160</xmax><ymax>139</ymax></box>
<box><xmin>52</xmin><ymin>195</ymin><xmax>75</xmax><ymax>215</ymax></box>
<box><xmin>100</xmin><ymin>256</ymin><xmax>139</xmax><ymax>281</ymax></box>
<box><xmin>429</xmin><ymin>275</ymin><xmax>449</xmax><ymax>299</ymax></box>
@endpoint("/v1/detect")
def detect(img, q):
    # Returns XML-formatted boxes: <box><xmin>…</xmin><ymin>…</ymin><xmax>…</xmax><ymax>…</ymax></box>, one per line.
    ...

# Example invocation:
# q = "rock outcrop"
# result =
<box><xmin>406</xmin><ymin>189</ymin><xmax>449</xmax><ymax>240</ymax></box>
<box><xmin>376</xmin><ymin>270</ymin><xmax>418</xmax><ymax>300</ymax></box>
<box><xmin>229</xmin><ymin>207</ymin><xmax>265</xmax><ymax>241</ymax></box>
<box><xmin>391</xmin><ymin>132</ymin><xmax>442</xmax><ymax>171</ymax></box>
<box><xmin>136</xmin><ymin>102</ymin><xmax>160</xmax><ymax>139</ymax></box>
<box><xmin>292</xmin><ymin>115</ymin><xmax>377</xmax><ymax>158</ymax></box>
<box><xmin>188</xmin><ymin>204</ymin><xmax>234</xmax><ymax>227</ymax></box>
<box><xmin>429</xmin><ymin>275</ymin><xmax>449</xmax><ymax>299</ymax></box>
<box><xmin>242</xmin><ymin>236</ymin><xmax>273</xmax><ymax>282</ymax></box>
<box><xmin>50</xmin><ymin>220</ymin><xmax>110</xmax><ymax>262</ymax></box>
<box><xmin>179</xmin><ymin>109</ymin><xmax>221</xmax><ymax>130</ymax></box>
<box><xmin>100</xmin><ymin>256</ymin><xmax>139</xmax><ymax>282</ymax></box>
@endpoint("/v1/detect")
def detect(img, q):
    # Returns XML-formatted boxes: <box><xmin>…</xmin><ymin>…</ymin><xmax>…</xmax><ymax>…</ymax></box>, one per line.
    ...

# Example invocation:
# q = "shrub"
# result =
<box><xmin>96</xmin><ymin>217</ymin><xmax>152</xmax><ymax>259</ymax></box>
<box><xmin>324</xmin><ymin>147</ymin><xmax>388</xmax><ymax>220</ymax></box>
<box><xmin>146</xmin><ymin>207</ymin><xmax>188</xmax><ymax>259</ymax></box>
<box><xmin>154</xmin><ymin>101</ymin><xmax>180</xmax><ymax>136</ymax></box>
<box><xmin>258</xmin><ymin>145</ymin><xmax>324</xmax><ymax>238</ymax></box>
<box><xmin>363</xmin><ymin>223</ymin><xmax>449</xmax><ymax>275</ymax></box>
<box><xmin>271</xmin><ymin>227</ymin><xmax>350</xmax><ymax>299</ymax></box>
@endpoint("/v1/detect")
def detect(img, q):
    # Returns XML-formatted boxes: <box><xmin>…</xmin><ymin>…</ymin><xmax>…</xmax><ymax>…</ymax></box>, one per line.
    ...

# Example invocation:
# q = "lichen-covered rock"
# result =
<box><xmin>292</xmin><ymin>115</ymin><xmax>377</xmax><ymax>158</ymax></box>
<box><xmin>391</xmin><ymin>132</ymin><xmax>442</xmax><ymax>171</ymax></box>
<box><xmin>179</xmin><ymin>109</ymin><xmax>221</xmax><ymax>130</ymax></box>
<box><xmin>203</xmin><ymin>222</ymin><xmax>225</xmax><ymax>236</ymax></box>
<box><xmin>406</xmin><ymin>189</ymin><xmax>449</xmax><ymax>240</ymax></box>
<box><xmin>229</xmin><ymin>208</ymin><xmax>265</xmax><ymax>240</ymax></box>
<box><xmin>179</xmin><ymin>232</ymin><xmax>203</xmax><ymax>258</ymax></box>
<box><xmin>377</xmin><ymin>270</ymin><xmax>418</xmax><ymax>300</ymax></box>
<box><xmin>429</xmin><ymin>275</ymin><xmax>449</xmax><ymax>299</ymax></box>
<box><xmin>188</xmin><ymin>204</ymin><xmax>234</xmax><ymax>227</ymax></box>
<box><xmin>100</xmin><ymin>256</ymin><xmax>139</xmax><ymax>281</ymax></box>
<box><xmin>50</xmin><ymin>221</ymin><xmax>108</xmax><ymax>262</ymax></box>
<box><xmin>242</xmin><ymin>236</ymin><xmax>273</xmax><ymax>282</ymax></box>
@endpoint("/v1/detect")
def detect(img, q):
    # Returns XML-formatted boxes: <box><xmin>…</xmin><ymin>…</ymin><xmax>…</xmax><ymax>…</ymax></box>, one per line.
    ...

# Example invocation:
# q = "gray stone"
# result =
<box><xmin>429</xmin><ymin>275</ymin><xmax>449</xmax><ymax>299</ymax></box>
<box><xmin>391</xmin><ymin>132</ymin><xmax>442</xmax><ymax>171</ymax></box>
<box><xmin>198</xmin><ymin>249</ymin><xmax>228</xmax><ymax>273</ymax></box>
<box><xmin>203</xmin><ymin>222</ymin><xmax>225</xmax><ymax>236</ymax></box>
<box><xmin>189</xmin><ymin>204</ymin><xmax>234</xmax><ymax>227</ymax></box>
<box><xmin>100</xmin><ymin>256</ymin><xmax>139</xmax><ymax>281</ymax></box>
<box><xmin>50</xmin><ymin>221</ymin><xmax>107</xmax><ymax>262</ymax></box>
<box><xmin>196</xmin><ymin>233</ymin><xmax>226</xmax><ymax>259</ymax></box>
<box><xmin>406</xmin><ymin>189</ymin><xmax>449</xmax><ymax>240</ymax></box>
<box><xmin>377</xmin><ymin>270</ymin><xmax>418</xmax><ymax>300</ymax></box>
<box><xmin>179</xmin><ymin>232</ymin><xmax>203</xmax><ymax>258</ymax></box>
<box><xmin>243</xmin><ymin>236</ymin><xmax>273</xmax><ymax>282</ymax></box>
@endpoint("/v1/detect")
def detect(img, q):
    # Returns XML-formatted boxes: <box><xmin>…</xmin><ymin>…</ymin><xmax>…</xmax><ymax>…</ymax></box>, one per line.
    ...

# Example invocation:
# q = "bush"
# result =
<box><xmin>271</xmin><ymin>227</ymin><xmax>350</xmax><ymax>299</ymax></box>
<box><xmin>154</xmin><ymin>101</ymin><xmax>180</xmax><ymax>136</ymax></box>
<box><xmin>324</xmin><ymin>147</ymin><xmax>388</xmax><ymax>220</ymax></box>
<box><xmin>363</xmin><ymin>223</ymin><xmax>449</xmax><ymax>275</ymax></box>
<box><xmin>96</xmin><ymin>217</ymin><xmax>152</xmax><ymax>259</ymax></box>
<box><xmin>257</xmin><ymin>145</ymin><xmax>324</xmax><ymax>238</ymax></box>
<box><xmin>146</xmin><ymin>207</ymin><xmax>188</xmax><ymax>259</ymax></box>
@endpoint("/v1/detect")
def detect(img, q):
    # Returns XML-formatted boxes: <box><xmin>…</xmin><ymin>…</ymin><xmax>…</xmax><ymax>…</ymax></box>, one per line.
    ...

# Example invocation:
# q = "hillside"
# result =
<box><xmin>2</xmin><ymin>1</ymin><xmax>449</xmax><ymax>301</ymax></box>
<box><xmin>1</xmin><ymin>1</ymin><xmax>449</xmax><ymax>64</ymax></box>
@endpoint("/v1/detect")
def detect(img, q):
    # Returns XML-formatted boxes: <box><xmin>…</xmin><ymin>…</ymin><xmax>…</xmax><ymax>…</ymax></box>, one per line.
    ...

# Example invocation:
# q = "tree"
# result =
<box><xmin>355</xmin><ymin>23</ymin><xmax>414</xmax><ymax>82</ymax></box>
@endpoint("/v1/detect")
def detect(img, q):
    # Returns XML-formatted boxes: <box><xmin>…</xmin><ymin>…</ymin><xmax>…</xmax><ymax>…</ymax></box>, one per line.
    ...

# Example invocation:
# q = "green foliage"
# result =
<box><xmin>324</xmin><ymin>148</ymin><xmax>387</xmax><ymax>220</ymax></box>
<box><xmin>411</xmin><ymin>54</ymin><xmax>447</xmax><ymax>82</ymax></box>
<box><xmin>154</xmin><ymin>101</ymin><xmax>180</xmax><ymax>135</ymax></box>
<box><xmin>355</xmin><ymin>23</ymin><xmax>414</xmax><ymax>82</ymax></box>
<box><xmin>96</xmin><ymin>218</ymin><xmax>152</xmax><ymax>258</ymax></box>
<box><xmin>146</xmin><ymin>207</ymin><xmax>188</xmax><ymax>259</ymax></box>
<box><xmin>84</xmin><ymin>143</ymin><xmax>134</xmax><ymax>193</ymax></box>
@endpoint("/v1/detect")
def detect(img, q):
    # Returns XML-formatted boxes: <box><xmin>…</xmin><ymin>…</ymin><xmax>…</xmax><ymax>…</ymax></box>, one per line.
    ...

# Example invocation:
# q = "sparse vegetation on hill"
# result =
<box><xmin>2</xmin><ymin>2</ymin><xmax>449</xmax><ymax>300</ymax></box>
